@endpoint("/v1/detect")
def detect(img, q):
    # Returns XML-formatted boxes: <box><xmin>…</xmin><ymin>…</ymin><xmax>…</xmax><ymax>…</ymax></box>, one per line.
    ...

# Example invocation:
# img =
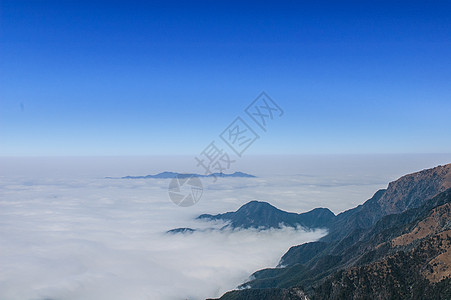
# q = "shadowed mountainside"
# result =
<box><xmin>167</xmin><ymin>201</ymin><xmax>335</xmax><ymax>234</ymax></box>
<box><xmin>197</xmin><ymin>201</ymin><xmax>335</xmax><ymax>229</ymax></box>
<box><xmin>215</xmin><ymin>164</ymin><xmax>451</xmax><ymax>300</ymax></box>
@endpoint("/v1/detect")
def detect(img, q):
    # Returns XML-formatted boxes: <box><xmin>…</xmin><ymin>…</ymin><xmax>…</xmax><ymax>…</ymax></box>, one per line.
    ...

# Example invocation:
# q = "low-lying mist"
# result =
<box><xmin>0</xmin><ymin>176</ymin><xmax>326</xmax><ymax>300</ymax></box>
<box><xmin>1</xmin><ymin>154</ymin><xmax>450</xmax><ymax>299</ymax></box>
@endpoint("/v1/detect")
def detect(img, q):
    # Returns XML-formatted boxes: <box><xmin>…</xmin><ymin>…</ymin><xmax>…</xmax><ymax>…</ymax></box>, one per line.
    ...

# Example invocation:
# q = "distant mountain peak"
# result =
<box><xmin>108</xmin><ymin>171</ymin><xmax>256</xmax><ymax>179</ymax></box>
<box><xmin>236</xmin><ymin>200</ymin><xmax>279</xmax><ymax>212</ymax></box>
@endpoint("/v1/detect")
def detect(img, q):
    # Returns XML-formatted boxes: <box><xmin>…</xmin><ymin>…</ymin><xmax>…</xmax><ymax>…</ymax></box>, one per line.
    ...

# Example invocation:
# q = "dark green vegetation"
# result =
<box><xmin>215</xmin><ymin>164</ymin><xmax>451</xmax><ymax>299</ymax></box>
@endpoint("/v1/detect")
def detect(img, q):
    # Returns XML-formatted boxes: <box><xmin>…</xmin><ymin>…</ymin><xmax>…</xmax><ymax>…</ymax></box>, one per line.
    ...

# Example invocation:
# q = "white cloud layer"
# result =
<box><xmin>1</xmin><ymin>154</ymin><xmax>450</xmax><ymax>299</ymax></box>
<box><xmin>0</xmin><ymin>175</ymin><xmax>327</xmax><ymax>300</ymax></box>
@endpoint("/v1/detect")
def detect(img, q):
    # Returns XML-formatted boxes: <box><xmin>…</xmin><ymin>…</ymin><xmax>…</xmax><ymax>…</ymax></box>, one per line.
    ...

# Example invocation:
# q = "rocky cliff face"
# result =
<box><xmin>313</xmin><ymin>192</ymin><xmax>451</xmax><ymax>300</ymax></box>
<box><xmin>377</xmin><ymin>164</ymin><xmax>451</xmax><ymax>215</ymax></box>
<box><xmin>216</xmin><ymin>163</ymin><xmax>451</xmax><ymax>300</ymax></box>
<box><xmin>324</xmin><ymin>164</ymin><xmax>451</xmax><ymax>243</ymax></box>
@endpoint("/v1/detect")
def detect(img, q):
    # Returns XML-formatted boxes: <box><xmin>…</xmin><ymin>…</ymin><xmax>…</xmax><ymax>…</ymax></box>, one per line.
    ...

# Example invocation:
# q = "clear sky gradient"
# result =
<box><xmin>1</xmin><ymin>0</ymin><xmax>450</xmax><ymax>155</ymax></box>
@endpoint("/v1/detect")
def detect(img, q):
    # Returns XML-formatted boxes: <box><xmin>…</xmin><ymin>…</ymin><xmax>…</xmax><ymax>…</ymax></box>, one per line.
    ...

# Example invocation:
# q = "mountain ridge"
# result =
<box><xmin>214</xmin><ymin>163</ymin><xmax>451</xmax><ymax>300</ymax></box>
<box><xmin>167</xmin><ymin>201</ymin><xmax>335</xmax><ymax>234</ymax></box>
<box><xmin>197</xmin><ymin>200</ymin><xmax>335</xmax><ymax>230</ymax></box>
<box><xmin>105</xmin><ymin>171</ymin><xmax>256</xmax><ymax>179</ymax></box>
<box><xmin>323</xmin><ymin>163</ymin><xmax>451</xmax><ymax>242</ymax></box>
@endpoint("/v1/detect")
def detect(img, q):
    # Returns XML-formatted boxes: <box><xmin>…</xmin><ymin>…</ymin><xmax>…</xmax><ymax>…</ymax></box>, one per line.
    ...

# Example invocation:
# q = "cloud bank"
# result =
<box><xmin>1</xmin><ymin>154</ymin><xmax>450</xmax><ymax>299</ymax></box>
<box><xmin>0</xmin><ymin>175</ymin><xmax>326</xmax><ymax>300</ymax></box>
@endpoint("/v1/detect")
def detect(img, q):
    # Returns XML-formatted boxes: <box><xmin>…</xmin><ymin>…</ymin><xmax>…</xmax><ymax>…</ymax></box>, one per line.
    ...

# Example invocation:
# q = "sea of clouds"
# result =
<box><xmin>1</xmin><ymin>154</ymin><xmax>450</xmax><ymax>300</ymax></box>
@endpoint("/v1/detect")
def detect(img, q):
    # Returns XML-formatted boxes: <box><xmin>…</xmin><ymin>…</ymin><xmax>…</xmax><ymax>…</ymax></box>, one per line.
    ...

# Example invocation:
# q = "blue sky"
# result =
<box><xmin>1</xmin><ymin>0</ymin><xmax>450</xmax><ymax>156</ymax></box>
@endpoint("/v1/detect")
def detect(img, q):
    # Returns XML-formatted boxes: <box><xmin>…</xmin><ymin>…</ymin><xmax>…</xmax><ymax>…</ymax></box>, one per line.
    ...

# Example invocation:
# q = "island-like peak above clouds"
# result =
<box><xmin>167</xmin><ymin>201</ymin><xmax>335</xmax><ymax>234</ymax></box>
<box><xmin>106</xmin><ymin>171</ymin><xmax>256</xmax><ymax>179</ymax></box>
<box><xmin>197</xmin><ymin>200</ymin><xmax>335</xmax><ymax>230</ymax></box>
